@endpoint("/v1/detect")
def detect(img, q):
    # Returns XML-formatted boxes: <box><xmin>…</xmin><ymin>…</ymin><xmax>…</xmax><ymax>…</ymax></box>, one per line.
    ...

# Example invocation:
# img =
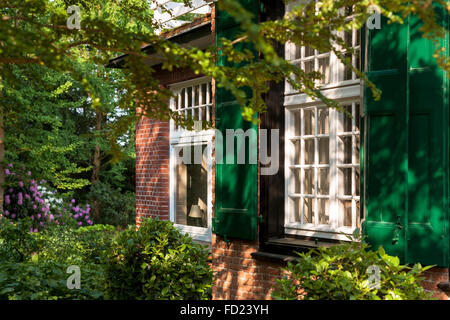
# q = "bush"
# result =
<box><xmin>103</xmin><ymin>218</ymin><xmax>213</xmax><ymax>300</ymax></box>
<box><xmin>87</xmin><ymin>181</ymin><xmax>135</xmax><ymax>228</ymax></box>
<box><xmin>34</xmin><ymin>224</ymin><xmax>116</xmax><ymax>265</ymax></box>
<box><xmin>0</xmin><ymin>261</ymin><xmax>105</xmax><ymax>300</ymax></box>
<box><xmin>0</xmin><ymin>218</ymin><xmax>41</xmax><ymax>262</ymax></box>
<box><xmin>272</xmin><ymin>234</ymin><xmax>433</xmax><ymax>300</ymax></box>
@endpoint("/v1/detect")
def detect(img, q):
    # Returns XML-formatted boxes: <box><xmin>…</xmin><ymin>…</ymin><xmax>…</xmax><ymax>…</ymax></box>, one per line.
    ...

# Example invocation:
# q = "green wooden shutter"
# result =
<box><xmin>363</xmin><ymin>13</ymin><xmax>449</xmax><ymax>267</ymax></box>
<box><xmin>212</xmin><ymin>1</ymin><xmax>259</xmax><ymax>241</ymax></box>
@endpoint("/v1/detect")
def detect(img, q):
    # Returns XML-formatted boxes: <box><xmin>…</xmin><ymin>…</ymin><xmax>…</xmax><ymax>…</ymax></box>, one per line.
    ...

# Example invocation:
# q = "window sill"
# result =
<box><xmin>252</xmin><ymin>237</ymin><xmax>338</xmax><ymax>265</ymax></box>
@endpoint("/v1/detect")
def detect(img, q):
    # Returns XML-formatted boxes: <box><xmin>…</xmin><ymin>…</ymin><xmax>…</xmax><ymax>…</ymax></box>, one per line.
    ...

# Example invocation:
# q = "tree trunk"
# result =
<box><xmin>91</xmin><ymin>107</ymin><xmax>102</xmax><ymax>221</ymax></box>
<box><xmin>0</xmin><ymin>104</ymin><xmax>4</xmax><ymax>214</ymax></box>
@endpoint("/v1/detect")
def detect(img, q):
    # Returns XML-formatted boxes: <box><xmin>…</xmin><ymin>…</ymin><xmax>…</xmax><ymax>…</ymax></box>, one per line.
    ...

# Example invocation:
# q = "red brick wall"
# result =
<box><xmin>211</xmin><ymin>238</ymin><xmax>450</xmax><ymax>300</ymax></box>
<box><xmin>211</xmin><ymin>236</ymin><xmax>285</xmax><ymax>300</ymax></box>
<box><xmin>423</xmin><ymin>267</ymin><xmax>450</xmax><ymax>300</ymax></box>
<box><xmin>135</xmin><ymin>57</ymin><xmax>207</xmax><ymax>225</ymax></box>
<box><xmin>136</xmin><ymin>116</ymin><xmax>170</xmax><ymax>226</ymax></box>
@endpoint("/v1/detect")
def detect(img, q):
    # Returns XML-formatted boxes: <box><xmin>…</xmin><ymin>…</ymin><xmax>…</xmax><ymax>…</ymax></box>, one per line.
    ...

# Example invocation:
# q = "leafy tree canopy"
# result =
<box><xmin>0</xmin><ymin>0</ymin><xmax>448</xmax><ymax>126</ymax></box>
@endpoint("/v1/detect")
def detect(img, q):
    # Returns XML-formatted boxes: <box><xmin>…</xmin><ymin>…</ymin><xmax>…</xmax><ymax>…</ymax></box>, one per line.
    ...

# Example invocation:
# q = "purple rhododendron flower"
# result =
<box><xmin>37</xmin><ymin>214</ymin><xmax>41</xmax><ymax>219</ymax></box>
<box><xmin>77</xmin><ymin>222</ymin><xmax>83</xmax><ymax>226</ymax></box>
<box><xmin>18</xmin><ymin>182</ymin><xmax>24</xmax><ymax>187</ymax></box>
<box><xmin>33</xmin><ymin>204</ymin><xmax>37</xmax><ymax>210</ymax></box>
<box><xmin>8</xmin><ymin>188</ymin><xmax>13</xmax><ymax>193</ymax></box>
<box><xmin>88</xmin><ymin>220</ymin><xmax>93</xmax><ymax>225</ymax></box>
<box><xmin>27</xmin><ymin>171</ymin><xmax>32</xmax><ymax>176</ymax></box>
<box><xmin>4</xmin><ymin>210</ymin><xmax>9</xmax><ymax>216</ymax></box>
<box><xmin>5</xmin><ymin>195</ymin><xmax>10</xmax><ymax>205</ymax></box>
<box><xmin>25</xmin><ymin>194</ymin><xmax>30</xmax><ymax>199</ymax></box>
<box><xmin>7</xmin><ymin>163</ymin><xmax>13</xmax><ymax>168</ymax></box>
<box><xmin>31</xmin><ymin>215</ymin><xmax>34</xmax><ymax>220</ymax></box>
<box><xmin>5</xmin><ymin>169</ymin><xmax>10</xmax><ymax>175</ymax></box>
<box><xmin>11</xmin><ymin>214</ymin><xmax>16</xmax><ymax>219</ymax></box>
<box><xmin>49</xmin><ymin>214</ymin><xmax>54</xmax><ymax>220</ymax></box>
<box><xmin>17</xmin><ymin>193</ymin><xmax>23</xmax><ymax>205</ymax></box>
<box><xmin>71</xmin><ymin>199</ymin><xmax>76</xmax><ymax>204</ymax></box>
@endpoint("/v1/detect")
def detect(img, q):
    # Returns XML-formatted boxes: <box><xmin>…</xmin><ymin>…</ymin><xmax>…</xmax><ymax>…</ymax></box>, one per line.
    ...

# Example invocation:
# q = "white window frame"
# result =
<box><xmin>284</xmin><ymin>2</ymin><xmax>362</xmax><ymax>241</ymax></box>
<box><xmin>169</xmin><ymin>77</ymin><xmax>214</xmax><ymax>242</ymax></box>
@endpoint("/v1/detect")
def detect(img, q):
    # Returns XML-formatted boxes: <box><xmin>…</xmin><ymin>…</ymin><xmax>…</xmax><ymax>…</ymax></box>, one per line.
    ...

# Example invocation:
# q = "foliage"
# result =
<box><xmin>2</xmin><ymin>163</ymin><xmax>93</xmax><ymax>230</ymax></box>
<box><xmin>272</xmin><ymin>233</ymin><xmax>434</xmax><ymax>300</ymax></box>
<box><xmin>2</xmin><ymin>0</ymin><xmax>448</xmax><ymax>128</ymax></box>
<box><xmin>0</xmin><ymin>222</ymin><xmax>114</xmax><ymax>300</ymax></box>
<box><xmin>0</xmin><ymin>218</ymin><xmax>41</xmax><ymax>262</ymax></box>
<box><xmin>86</xmin><ymin>181</ymin><xmax>135</xmax><ymax>228</ymax></box>
<box><xmin>33</xmin><ymin>224</ymin><xmax>116</xmax><ymax>265</ymax></box>
<box><xmin>0</xmin><ymin>261</ymin><xmax>105</xmax><ymax>300</ymax></box>
<box><xmin>103</xmin><ymin>218</ymin><xmax>213</xmax><ymax>300</ymax></box>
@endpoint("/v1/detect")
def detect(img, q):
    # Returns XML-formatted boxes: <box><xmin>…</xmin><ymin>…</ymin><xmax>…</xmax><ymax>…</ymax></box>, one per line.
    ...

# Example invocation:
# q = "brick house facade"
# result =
<box><xmin>131</xmin><ymin>1</ymin><xmax>450</xmax><ymax>300</ymax></box>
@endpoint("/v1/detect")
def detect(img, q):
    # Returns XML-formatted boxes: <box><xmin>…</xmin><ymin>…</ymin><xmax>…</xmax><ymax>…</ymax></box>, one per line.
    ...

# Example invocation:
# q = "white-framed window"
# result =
<box><xmin>169</xmin><ymin>77</ymin><xmax>214</xmax><ymax>242</ymax></box>
<box><xmin>285</xmin><ymin>4</ymin><xmax>361</xmax><ymax>94</ymax></box>
<box><xmin>284</xmin><ymin>3</ymin><xmax>361</xmax><ymax>241</ymax></box>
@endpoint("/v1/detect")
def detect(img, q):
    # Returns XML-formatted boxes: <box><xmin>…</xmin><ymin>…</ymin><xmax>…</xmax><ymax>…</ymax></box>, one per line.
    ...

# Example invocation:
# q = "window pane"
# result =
<box><xmin>319</xmin><ymin>137</ymin><xmax>329</xmax><ymax>164</ymax></box>
<box><xmin>194</xmin><ymin>85</ymin><xmax>200</xmax><ymax>106</ymax></box>
<box><xmin>338</xmin><ymin>136</ymin><xmax>352</xmax><ymax>164</ymax></box>
<box><xmin>355</xmin><ymin>136</ymin><xmax>360</xmax><ymax>163</ymax></box>
<box><xmin>305</xmin><ymin>46</ymin><xmax>314</xmax><ymax>57</ymax></box>
<box><xmin>339</xmin><ymin>168</ymin><xmax>352</xmax><ymax>196</ymax></box>
<box><xmin>305</xmin><ymin>60</ymin><xmax>314</xmax><ymax>74</ymax></box>
<box><xmin>303</xmin><ymin>198</ymin><xmax>314</xmax><ymax>224</ymax></box>
<box><xmin>187</xmin><ymin>87</ymin><xmax>193</xmax><ymax>107</ymax></box>
<box><xmin>294</xmin><ymin>45</ymin><xmax>302</xmax><ymax>60</ymax></box>
<box><xmin>201</xmin><ymin>83</ymin><xmax>207</xmax><ymax>105</ymax></box>
<box><xmin>318</xmin><ymin>57</ymin><xmax>330</xmax><ymax>84</ymax></box>
<box><xmin>303</xmin><ymin>169</ymin><xmax>314</xmax><ymax>195</ymax></box>
<box><xmin>341</xmin><ymin>105</ymin><xmax>353</xmax><ymax>132</ymax></box>
<box><xmin>294</xmin><ymin>168</ymin><xmax>301</xmax><ymax>194</ymax></box>
<box><xmin>344</xmin><ymin>52</ymin><xmax>353</xmax><ymax>81</ymax></box>
<box><xmin>181</xmin><ymin>88</ymin><xmax>186</xmax><ymax>109</ymax></box>
<box><xmin>292</xmin><ymin>197</ymin><xmax>300</xmax><ymax>222</ymax></box>
<box><xmin>340</xmin><ymin>200</ymin><xmax>353</xmax><ymax>227</ymax></box>
<box><xmin>294</xmin><ymin>140</ymin><xmax>301</xmax><ymax>165</ymax></box>
<box><xmin>304</xmin><ymin>109</ymin><xmax>314</xmax><ymax>135</ymax></box>
<box><xmin>355</xmin><ymin>103</ymin><xmax>361</xmax><ymax>132</ymax></box>
<box><xmin>175</xmin><ymin>146</ymin><xmax>208</xmax><ymax>228</ymax></box>
<box><xmin>318</xmin><ymin>168</ymin><xmax>329</xmax><ymax>195</ymax></box>
<box><xmin>355</xmin><ymin>167</ymin><xmax>360</xmax><ymax>196</ymax></box>
<box><xmin>344</xmin><ymin>30</ymin><xmax>353</xmax><ymax>47</ymax></box>
<box><xmin>294</xmin><ymin>111</ymin><xmax>302</xmax><ymax>136</ymax></box>
<box><xmin>201</xmin><ymin>106</ymin><xmax>206</xmax><ymax>122</ymax></box>
<box><xmin>318</xmin><ymin>199</ymin><xmax>330</xmax><ymax>224</ymax></box>
<box><xmin>304</xmin><ymin>139</ymin><xmax>315</xmax><ymax>164</ymax></box>
<box><xmin>208</xmin><ymin>82</ymin><xmax>212</xmax><ymax>104</ymax></box>
<box><xmin>318</xmin><ymin>109</ymin><xmax>329</xmax><ymax>134</ymax></box>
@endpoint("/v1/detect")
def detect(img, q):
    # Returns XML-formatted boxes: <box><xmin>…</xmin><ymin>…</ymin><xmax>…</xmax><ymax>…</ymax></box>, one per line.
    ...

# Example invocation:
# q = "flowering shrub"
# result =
<box><xmin>3</xmin><ymin>164</ymin><xmax>63</xmax><ymax>232</ymax></box>
<box><xmin>66</xmin><ymin>199</ymin><xmax>93</xmax><ymax>227</ymax></box>
<box><xmin>2</xmin><ymin>163</ymin><xmax>92</xmax><ymax>230</ymax></box>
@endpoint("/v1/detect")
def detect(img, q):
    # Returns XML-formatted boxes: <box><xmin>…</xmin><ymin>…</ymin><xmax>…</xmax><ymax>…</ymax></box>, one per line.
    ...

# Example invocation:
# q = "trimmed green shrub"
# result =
<box><xmin>0</xmin><ymin>261</ymin><xmax>105</xmax><ymax>300</ymax></box>
<box><xmin>272</xmin><ymin>234</ymin><xmax>433</xmax><ymax>300</ymax></box>
<box><xmin>103</xmin><ymin>218</ymin><xmax>213</xmax><ymax>300</ymax></box>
